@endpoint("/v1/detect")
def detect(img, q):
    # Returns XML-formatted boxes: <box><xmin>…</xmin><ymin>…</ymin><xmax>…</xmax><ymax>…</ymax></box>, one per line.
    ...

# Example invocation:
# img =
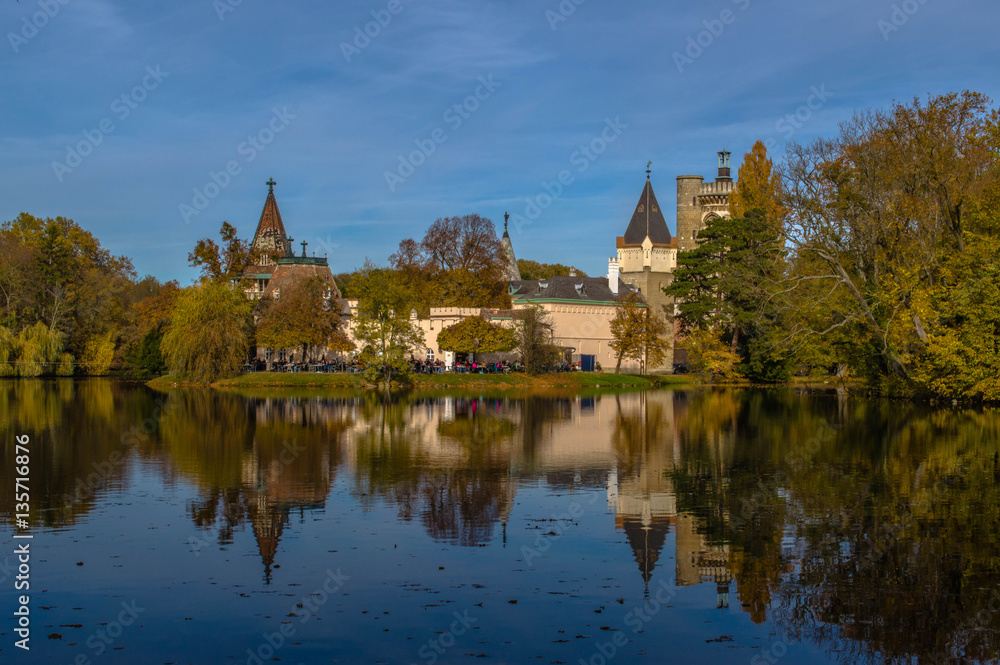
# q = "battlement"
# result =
<box><xmin>699</xmin><ymin>181</ymin><xmax>735</xmax><ymax>196</ymax></box>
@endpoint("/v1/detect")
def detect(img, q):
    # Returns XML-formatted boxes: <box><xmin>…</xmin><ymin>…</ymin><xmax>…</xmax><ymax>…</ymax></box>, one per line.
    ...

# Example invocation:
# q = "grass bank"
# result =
<box><xmin>148</xmin><ymin>371</ymin><xmax>692</xmax><ymax>393</ymax></box>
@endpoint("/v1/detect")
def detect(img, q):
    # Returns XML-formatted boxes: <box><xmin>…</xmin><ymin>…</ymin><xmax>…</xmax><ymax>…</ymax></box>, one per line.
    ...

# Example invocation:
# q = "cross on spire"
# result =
<box><xmin>504</xmin><ymin>211</ymin><xmax>510</xmax><ymax>232</ymax></box>
<box><xmin>646</xmin><ymin>161</ymin><xmax>652</xmax><ymax>179</ymax></box>
<box><xmin>266</xmin><ymin>178</ymin><xmax>277</xmax><ymax>193</ymax></box>
<box><xmin>301</xmin><ymin>240</ymin><xmax>308</xmax><ymax>257</ymax></box>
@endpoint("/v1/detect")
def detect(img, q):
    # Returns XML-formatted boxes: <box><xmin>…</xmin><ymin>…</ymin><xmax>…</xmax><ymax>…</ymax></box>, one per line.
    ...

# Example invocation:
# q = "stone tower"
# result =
<box><xmin>676</xmin><ymin>151</ymin><xmax>735</xmax><ymax>252</ymax></box>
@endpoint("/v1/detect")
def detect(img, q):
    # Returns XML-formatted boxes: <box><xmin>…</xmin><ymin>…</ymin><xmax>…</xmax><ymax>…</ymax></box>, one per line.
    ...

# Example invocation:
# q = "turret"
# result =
<box><xmin>676</xmin><ymin>174</ymin><xmax>704</xmax><ymax>253</ymax></box>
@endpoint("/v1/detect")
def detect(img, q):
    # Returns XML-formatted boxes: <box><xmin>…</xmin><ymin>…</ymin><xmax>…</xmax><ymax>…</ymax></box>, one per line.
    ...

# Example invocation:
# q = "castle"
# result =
<box><xmin>240</xmin><ymin>151</ymin><xmax>734</xmax><ymax>372</ymax></box>
<box><xmin>615</xmin><ymin>151</ymin><xmax>735</xmax><ymax>368</ymax></box>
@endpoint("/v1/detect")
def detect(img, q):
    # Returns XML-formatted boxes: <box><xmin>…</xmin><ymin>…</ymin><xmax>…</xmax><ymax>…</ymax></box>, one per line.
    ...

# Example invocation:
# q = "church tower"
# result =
<box><xmin>243</xmin><ymin>179</ymin><xmax>341</xmax><ymax>306</ymax></box>
<box><xmin>500</xmin><ymin>212</ymin><xmax>522</xmax><ymax>282</ymax></box>
<box><xmin>250</xmin><ymin>177</ymin><xmax>294</xmax><ymax>266</ymax></box>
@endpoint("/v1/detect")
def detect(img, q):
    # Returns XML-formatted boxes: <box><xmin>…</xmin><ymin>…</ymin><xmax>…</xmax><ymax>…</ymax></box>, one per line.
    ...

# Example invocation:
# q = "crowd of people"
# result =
<box><xmin>245</xmin><ymin>356</ymin><xmax>581</xmax><ymax>374</ymax></box>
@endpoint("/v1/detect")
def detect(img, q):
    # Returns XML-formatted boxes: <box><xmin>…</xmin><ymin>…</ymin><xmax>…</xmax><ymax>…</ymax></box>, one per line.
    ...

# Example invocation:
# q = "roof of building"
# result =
<box><xmin>262</xmin><ymin>260</ymin><xmax>341</xmax><ymax>300</ymax></box>
<box><xmin>250</xmin><ymin>182</ymin><xmax>293</xmax><ymax>262</ymax></box>
<box><xmin>621</xmin><ymin>176</ymin><xmax>672</xmax><ymax>246</ymax></box>
<box><xmin>509</xmin><ymin>275</ymin><xmax>640</xmax><ymax>304</ymax></box>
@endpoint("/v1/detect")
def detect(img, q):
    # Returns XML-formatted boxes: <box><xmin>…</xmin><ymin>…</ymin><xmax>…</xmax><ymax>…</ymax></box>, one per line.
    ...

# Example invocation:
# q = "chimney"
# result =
<box><xmin>608</xmin><ymin>258</ymin><xmax>619</xmax><ymax>295</ymax></box>
<box><xmin>717</xmin><ymin>150</ymin><xmax>732</xmax><ymax>182</ymax></box>
<box><xmin>568</xmin><ymin>267</ymin><xmax>577</xmax><ymax>277</ymax></box>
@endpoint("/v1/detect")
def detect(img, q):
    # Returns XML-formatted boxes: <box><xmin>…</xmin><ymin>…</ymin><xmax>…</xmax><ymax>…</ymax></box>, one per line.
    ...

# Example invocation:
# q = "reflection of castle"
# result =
<box><xmin>238</xmin><ymin>423</ymin><xmax>338</xmax><ymax>584</ymax></box>
<box><xmin>607</xmin><ymin>394</ymin><xmax>733</xmax><ymax>606</ymax></box>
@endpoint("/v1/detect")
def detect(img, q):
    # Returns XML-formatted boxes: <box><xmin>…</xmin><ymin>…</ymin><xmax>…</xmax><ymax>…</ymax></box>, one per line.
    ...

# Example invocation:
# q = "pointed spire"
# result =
<box><xmin>499</xmin><ymin>212</ymin><xmax>521</xmax><ymax>281</ymax></box>
<box><xmin>251</xmin><ymin>180</ymin><xmax>293</xmax><ymax>263</ymax></box>
<box><xmin>621</xmin><ymin>172</ymin><xmax>672</xmax><ymax>246</ymax></box>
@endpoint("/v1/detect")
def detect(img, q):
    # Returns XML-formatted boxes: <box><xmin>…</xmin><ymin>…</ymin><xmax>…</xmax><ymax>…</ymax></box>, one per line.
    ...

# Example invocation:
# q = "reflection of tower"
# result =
<box><xmin>498</xmin><ymin>469</ymin><xmax>516</xmax><ymax>548</ymax></box>
<box><xmin>246</xmin><ymin>492</ymin><xmax>287</xmax><ymax>585</ymax></box>
<box><xmin>612</xmin><ymin>394</ymin><xmax>677</xmax><ymax>595</ymax></box>
<box><xmin>618</xmin><ymin>511</ymin><xmax>672</xmax><ymax>597</ymax></box>
<box><xmin>675</xmin><ymin>513</ymin><xmax>732</xmax><ymax>607</ymax></box>
<box><xmin>239</xmin><ymin>436</ymin><xmax>332</xmax><ymax>584</ymax></box>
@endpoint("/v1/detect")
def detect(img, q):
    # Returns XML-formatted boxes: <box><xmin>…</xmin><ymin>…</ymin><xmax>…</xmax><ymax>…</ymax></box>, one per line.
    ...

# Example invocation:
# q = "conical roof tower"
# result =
<box><xmin>621</xmin><ymin>168</ymin><xmax>672</xmax><ymax>246</ymax></box>
<box><xmin>250</xmin><ymin>178</ymin><xmax>294</xmax><ymax>265</ymax></box>
<box><xmin>500</xmin><ymin>212</ymin><xmax>522</xmax><ymax>281</ymax></box>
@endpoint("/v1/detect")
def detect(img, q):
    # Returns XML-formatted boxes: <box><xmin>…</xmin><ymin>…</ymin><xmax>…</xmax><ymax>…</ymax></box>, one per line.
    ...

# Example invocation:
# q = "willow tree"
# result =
<box><xmin>14</xmin><ymin>322</ymin><xmax>73</xmax><ymax>377</ymax></box>
<box><xmin>162</xmin><ymin>281</ymin><xmax>253</xmax><ymax>383</ymax></box>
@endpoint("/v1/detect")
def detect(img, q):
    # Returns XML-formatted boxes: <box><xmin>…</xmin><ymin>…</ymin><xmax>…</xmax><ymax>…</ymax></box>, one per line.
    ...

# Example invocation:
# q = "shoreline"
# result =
<box><xmin>147</xmin><ymin>371</ymin><xmax>695</xmax><ymax>393</ymax></box>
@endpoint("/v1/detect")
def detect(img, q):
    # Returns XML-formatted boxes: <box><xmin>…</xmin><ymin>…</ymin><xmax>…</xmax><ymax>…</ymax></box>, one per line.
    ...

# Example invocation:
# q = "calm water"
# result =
<box><xmin>1</xmin><ymin>380</ymin><xmax>999</xmax><ymax>665</ymax></box>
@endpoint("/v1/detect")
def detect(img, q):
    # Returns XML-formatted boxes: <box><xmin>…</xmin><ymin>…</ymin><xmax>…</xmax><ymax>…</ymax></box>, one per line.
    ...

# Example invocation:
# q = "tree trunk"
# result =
<box><xmin>615</xmin><ymin>353</ymin><xmax>622</xmax><ymax>374</ymax></box>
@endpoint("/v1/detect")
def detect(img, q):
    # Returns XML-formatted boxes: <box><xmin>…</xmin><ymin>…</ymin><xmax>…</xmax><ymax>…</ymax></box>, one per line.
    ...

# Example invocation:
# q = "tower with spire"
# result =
<box><xmin>500</xmin><ymin>212</ymin><xmax>522</xmax><ymax>282</ymax></box>
<box><xmin>243</xmin><ymin>179</ymin><xmax>341</xmax><ymax>304</ymax></box>
<box><xmin>615</xmin><ymin>164</ymin><xmax>678</xmax><ymax>369</ymax></box>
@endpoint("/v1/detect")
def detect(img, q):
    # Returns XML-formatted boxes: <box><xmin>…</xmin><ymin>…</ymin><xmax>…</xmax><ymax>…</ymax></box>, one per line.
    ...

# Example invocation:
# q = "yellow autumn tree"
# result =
<box><xmin>729</xmin><ymin>140</ymin><xmax>785</xmax><ymax>229</ymax></box>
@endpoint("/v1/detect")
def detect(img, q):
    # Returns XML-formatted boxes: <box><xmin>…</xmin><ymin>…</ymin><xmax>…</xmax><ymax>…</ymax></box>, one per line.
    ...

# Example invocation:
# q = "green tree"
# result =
<box><xmin>352</xmin><ymin>261</ymin><xmax>425</xmax><ymax>386</ymax></box>
<box><xmin>516</xmin><ymin>260</ymin><xmax>588</xmax><ymax>281</ymax></box>
<box><xmin>162</xmin><ymin>282</ymin><xmax>253</xmax><ymax>383</ymax></box>
<box><xmin>188</xmin><ymin>222</ymin><xmax>252</xmax><ymax>284</ymax></box>
<box><xmin>125</xmin><ymin>325</ymin><xmax>168</xmax><ymax>378</ymax></box>
<box><xmin>256</xmin><ymin>277</ymin><xmax>352</xmax><ymax>366</ymax></box>
<box><xmin>664</xmin><ymin>217</ymin><xmax>726</xmax><ymax>330</ymax></box>
<box><xmin>779</xmin><ymin>91</ymin><xmax>999</xmax><ymax>393</ymax></box>
<box><xmin>3</xmin><ymin>213</ymin><xmax>135</xmax><ymax>359</ymax></box>
<box><xmin>436</xmin><ymin>316</ymin><xmax>516</xmax><ymax>360</ymax></box>
<box><xmin>515</xmin><ymin>306</ymin><xmax>558</xmax><ymax>375</ymax></box>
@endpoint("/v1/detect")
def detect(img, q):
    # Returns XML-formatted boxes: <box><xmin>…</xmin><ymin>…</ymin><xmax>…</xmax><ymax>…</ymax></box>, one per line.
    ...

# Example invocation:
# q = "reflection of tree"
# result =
<box><xmin>352</xmin><ymin>396</ymin><xmax>517</xmax><ymax>547</ymax></box>
<box><xmin>518</xmin><ymin>396</ymin><xmax>571</xmax><ymax>460</ymax></box>
<box><xmin>0</xmin><ymin>379</ymin><xmax>151</xmax><ymax>528</ymax></box>
<box><xmin>667</xmin><ymin>392</ymin><xmax>1000</xmax><ymax>662</ymax></box>
<box><xmin>773</xmin><ymin>406</ymin><xmax>1000</xmax><ymax>665</ymax></box>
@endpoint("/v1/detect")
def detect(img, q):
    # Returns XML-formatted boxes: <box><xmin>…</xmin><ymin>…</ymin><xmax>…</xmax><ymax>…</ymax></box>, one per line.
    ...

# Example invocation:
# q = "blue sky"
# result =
<box><xmin>2</xmin><ymin>0</ymin><xmax>998</xmax><ymax>284</ymax></box>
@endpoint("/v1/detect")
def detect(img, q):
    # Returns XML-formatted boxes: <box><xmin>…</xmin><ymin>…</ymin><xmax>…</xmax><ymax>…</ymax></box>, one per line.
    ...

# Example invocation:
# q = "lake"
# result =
<box><xmin>1</xmin><ymin>379</ymin><xmax>999</xmax><ymax>664</ymax></box>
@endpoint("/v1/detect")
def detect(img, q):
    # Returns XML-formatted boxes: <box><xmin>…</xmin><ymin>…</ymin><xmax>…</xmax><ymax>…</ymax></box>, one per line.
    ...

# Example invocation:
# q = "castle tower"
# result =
<box><xmin>250</xmin><ymin>177</ymin><xmax>294</xmax><ymax>265</ymax></box>
<box><xmin>675</xmin><ymin>151</ymin><xmax>736</xmax><ymax>253</ymax></box>
<box><xmin>500</xmin><ymin>212</ymin><xmax>522</xmax><ymax>282</ymax></box>
<box><xmin>616</xmin><ymin>165</ymin><xmax>677</xmax><ymax>370</ymax></box>
<box><xmin>243</xmin><ymin>179</ymin><xmax>341</xmax><ymax>308</ymax></box>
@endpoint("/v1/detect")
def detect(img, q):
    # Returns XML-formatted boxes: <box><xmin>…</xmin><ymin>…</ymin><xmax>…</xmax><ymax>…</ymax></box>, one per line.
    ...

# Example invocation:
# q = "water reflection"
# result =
<box><xmin>2</xmin><ymin>381</ymin><xmax>999</xmax><ymax>663</ymax></box>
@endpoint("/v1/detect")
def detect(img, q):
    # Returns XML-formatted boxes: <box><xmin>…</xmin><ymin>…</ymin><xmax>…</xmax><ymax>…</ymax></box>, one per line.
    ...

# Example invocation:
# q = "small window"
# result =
<box><xmin>426</xmin><ymin>349</ymin><xmax>435</xmax><ymax>361</ymax></box>
<box><xmin>638</xmin><ymin>205</ymin><xmax>645</xmax><ymax>213</ymax></box>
